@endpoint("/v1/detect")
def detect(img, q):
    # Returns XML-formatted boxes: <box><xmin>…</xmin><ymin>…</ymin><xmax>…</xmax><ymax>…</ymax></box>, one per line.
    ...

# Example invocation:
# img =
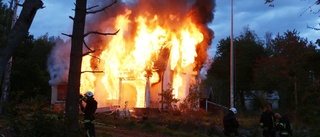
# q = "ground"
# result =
<box><xmin>0</xmin><ymin>109</ymin><xmax>314</xmax><ymax>137</ymax></box>
<box><xmin>91</xmin><ymin>112</ymin><xmax>223</xmax><ymax>137</ymax></box>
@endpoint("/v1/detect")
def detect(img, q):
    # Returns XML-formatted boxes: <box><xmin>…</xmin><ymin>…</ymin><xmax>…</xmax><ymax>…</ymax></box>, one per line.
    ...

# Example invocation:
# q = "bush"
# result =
<box><xmin>7</xmin><ymin>95</ymin><xmax>69</xmax><ymax>137</ymax></box>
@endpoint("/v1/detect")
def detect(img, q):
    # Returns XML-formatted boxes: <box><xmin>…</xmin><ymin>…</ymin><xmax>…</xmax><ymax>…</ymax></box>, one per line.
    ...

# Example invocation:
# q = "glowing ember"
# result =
<box><xmin>48</xmin><ymin>0</ymin><xmax>215</xmax><ymax>109</ymax></box>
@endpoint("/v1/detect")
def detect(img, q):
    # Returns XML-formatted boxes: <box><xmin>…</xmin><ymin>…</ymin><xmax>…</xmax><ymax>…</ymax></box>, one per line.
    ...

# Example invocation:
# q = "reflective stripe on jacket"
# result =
<box><xmin>84</xmin><ymin>119</ymin><xmax>95</xmax><ymax>124</ymax></box>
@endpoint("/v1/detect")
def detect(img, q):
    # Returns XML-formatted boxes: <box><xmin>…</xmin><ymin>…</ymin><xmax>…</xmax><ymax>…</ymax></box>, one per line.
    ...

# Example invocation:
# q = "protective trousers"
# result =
<box><xmin>84</xmin><ymin>120</ymin><xmax>95</xmax><ymax>137</ymax></box>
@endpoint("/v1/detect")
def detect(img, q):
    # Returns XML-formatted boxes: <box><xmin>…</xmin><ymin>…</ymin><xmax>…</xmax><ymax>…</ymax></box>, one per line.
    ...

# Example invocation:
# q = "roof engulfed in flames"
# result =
<box><xmin>48</xmin><ymin>0</ymin><xmax>215</xmax><ymax>108</ymax></box>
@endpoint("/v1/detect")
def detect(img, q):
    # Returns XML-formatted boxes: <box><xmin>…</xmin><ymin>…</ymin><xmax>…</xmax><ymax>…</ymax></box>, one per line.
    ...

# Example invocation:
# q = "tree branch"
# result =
<box><xmin>87</xmin><ymin>5</ymin><xmax>99</xmax><ymax>11</ymax></box>
<box><xmin>83</xmin><ymin>40</ymin><xmax>94</xmax><ymax>52</ymax></box>
<box><xmin>299</xmin><ymin>1</ymin><xmax>317</xmax><ymax>16</ymax></box>
<box><xmin>81</xmin><ymin>71</ymin><xmax>104</xmax><ymax>74</ymax></box>
<box><xmin>82</xmin><ymin>51</ymin><xmax>92</xmax><ymax>56</ymax></box>
<box><xmin>82</xmin><ymin>40</ymin><xmax>95</xmax><ymax>56</ymax></box>
<box><xmin>83</xmin><ymin>29</ymin><xmax>119</xmax><ymax>37</ymax></box>
<box><xmin>71</xmin><ymin>3</ymin><xmax>76</xmax><ymax>11</ymax></box>
<box><xmin>61</xmin><ymin>33</ymin><xmax>72</xmax><ymax>38</ymax></box>
<box><xmin>17</xmin><ymin>0</ymin><xmax>22</xmax><ymax>6</ymax></box>
<box><xmin>307</xmin><ymin>25</ymin><xmax>320</xmax><ymax>31</ymax></box>
<box><xmin>69</xmin><ymin>16</ymin><xmax>74</xmax><ymax>20</ymax></box>
<box><xmin>86</xmin><ymin>0</ymin><xmax>117</xmax><ymax>14</ymax></box>
<box><xmin>89</xmin><ymin>55</ymin><xmax>101</xmax><ymax>63</ymax></box>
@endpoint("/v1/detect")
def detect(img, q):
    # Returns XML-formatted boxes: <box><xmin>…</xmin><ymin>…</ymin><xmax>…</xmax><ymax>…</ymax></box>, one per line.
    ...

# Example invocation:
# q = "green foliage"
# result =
<box><xmin>179</xmin><ymin>83</ymin><xmax>207</xmax><ymax>125</ymax></box>
<box><xmin>206</xmin><ymin>37</ymin><xmax>231</xmax><ymax>106</ymax></box>
<box><xmin>207</xmin><ymin>27</ymin><xmax>266</xmax><ymax>108</ymax></box>
<box><xmin>94</xmin><ymin>112</ymin><xmax>216</xmax><ymax>137</ymax></box>
<box><xmin>207</xmin><ymin>28</ymin><xmax>320</xmax><ymax>136</ymax></box>
<box><xmin>10</xmin><ymin>34</ymin><xmax>55</xmax><ymax>100</ymax></box>
<box><xmin>179</xmin><ymin>87</ymin><xmax>201</xmax><ymax>112</ymax></box>
<box><xmin>254</xmin><ymin>30</ymin><xmax>319</xmax><ymax>109</ymax></box>
<box><xmin>7</xmin><ymin>95</ymin><xmax>68</xmax><ymax>137</ymax></box>
<box><xmin>297</xmin><ymin>88</ymin><xmax>320</xmax><ymax>136</ymax></box>
<box><xmin>158</xmin><ymin>83</ymin><xmax>180</xmax><ymax>112</ymax></box>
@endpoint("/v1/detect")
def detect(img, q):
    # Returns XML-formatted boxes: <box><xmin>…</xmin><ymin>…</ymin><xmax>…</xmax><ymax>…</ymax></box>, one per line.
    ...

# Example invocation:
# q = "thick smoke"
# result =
<box><xmin>47</xmin><ymin>40</ymin><xmax>71</xmax><ymax>85</ymax></box>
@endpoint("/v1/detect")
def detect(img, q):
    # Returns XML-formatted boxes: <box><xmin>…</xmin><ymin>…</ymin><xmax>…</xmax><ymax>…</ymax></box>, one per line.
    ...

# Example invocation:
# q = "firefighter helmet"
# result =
<box><xmin>229</xmin><ymin>107</ymin><xmax>237</xmax><ymax>114</ymax></box>
<box><xmin>85</xmin><ymin>91</ymin><xmax>94</xmax><ymax>97</ymax></box>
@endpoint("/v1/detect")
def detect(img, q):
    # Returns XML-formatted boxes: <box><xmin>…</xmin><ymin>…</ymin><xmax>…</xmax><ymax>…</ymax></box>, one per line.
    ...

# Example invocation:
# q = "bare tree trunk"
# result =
<box><xmin>65</xmin><ymin>0</ymin><xmax>87</xmax><ymax>135</ymax></box>
<box><xmin>3</xmin><ymin>0</ymin><xmax>13</xmax><ymax>35</ymax></box>
<box><xmin>0</xmin><ymin>0</ymin><xmax>43</xmax><ymax>114</ymax></box>
<box><xmin>294</xmin><ymin>75</ymin><xmax>298</xmax><ymax>121</ymax></box>
<box><xmin>1</xmin><ymin>0</ymin><xmax>18</xmax><ymax>115</ymax></box>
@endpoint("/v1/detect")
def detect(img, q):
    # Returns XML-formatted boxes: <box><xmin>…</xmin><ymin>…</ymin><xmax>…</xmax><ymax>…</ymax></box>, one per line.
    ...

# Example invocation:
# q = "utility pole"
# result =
<box><xmin>230</xmin><ymin>0</ymin><xmax>234</xmax><ymax>108</ymax></box>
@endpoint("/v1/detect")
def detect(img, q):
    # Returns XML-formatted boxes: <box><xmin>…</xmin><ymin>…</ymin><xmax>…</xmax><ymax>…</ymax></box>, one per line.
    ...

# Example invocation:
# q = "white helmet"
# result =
<box><xmin>85</xmin><ymin>91</ymin><xmax>94</xmax><ymax>97</ymax></box>
<box><xmin>229</xmin><ymin>107</ymin><xmax>237</xmax><ymax>114</ymax></box>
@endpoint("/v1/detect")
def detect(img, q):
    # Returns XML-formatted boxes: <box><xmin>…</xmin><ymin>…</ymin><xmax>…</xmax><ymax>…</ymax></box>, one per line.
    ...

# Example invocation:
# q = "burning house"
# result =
<box><xmin>48</xmin><ymin>0</ymin><xmax>215</xmax><ymax>111</ymax></box>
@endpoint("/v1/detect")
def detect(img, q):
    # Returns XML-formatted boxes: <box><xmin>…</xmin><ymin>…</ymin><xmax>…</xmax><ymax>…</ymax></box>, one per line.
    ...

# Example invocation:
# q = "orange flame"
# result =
<box><xmin>79</xmin><ymin>0</ymin><xmax>214</xmax><ymax>108</ymax></box>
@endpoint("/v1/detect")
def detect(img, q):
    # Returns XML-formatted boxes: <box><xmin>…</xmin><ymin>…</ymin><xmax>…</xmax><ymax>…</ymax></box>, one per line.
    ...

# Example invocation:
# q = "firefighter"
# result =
<box><xmin>80</xmin><ymin>91</ymin><xmax>98</xmax><ymax>137</ymax></box>
<box><xmin>223</xmin><ymin>107</ymin><xmax>239</xmax><ymax>136</ymax></box>
<box><xmin>259</xmin><ymin>104</ymin><xmax>276</xmax><ymax>137</ymax></box>
<box><xmin>275</xmin><ymin>113</ymin><xmax>293</xmax><ymax>137</ymax></box>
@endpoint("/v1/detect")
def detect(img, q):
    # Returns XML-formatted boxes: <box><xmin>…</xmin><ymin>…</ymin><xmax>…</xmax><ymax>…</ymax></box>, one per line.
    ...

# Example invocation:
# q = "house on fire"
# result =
<box><xmin>50</xmin><ymin>52</ymin><xmax>205</xmax><ymax>111</ymax></box>
<box><xmin>48</xmin><ymin>0</ymin><xmax>215</xmax><ymax>112</ymax></box>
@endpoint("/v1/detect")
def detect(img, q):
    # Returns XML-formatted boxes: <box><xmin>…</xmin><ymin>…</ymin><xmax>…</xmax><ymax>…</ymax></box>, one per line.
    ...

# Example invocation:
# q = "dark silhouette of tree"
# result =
<box><xmin>205</xmin><ymin>37</ymin><xmax>231</xmax><ymax>106</ymax></box>
<box><xmin>63</xmin><ymin>1</ymin><xmax>87</xmax><ymax>134</ymax></box>
<box><xmin>206</xmin><ymin>27</ymin><xmax>265</xmax><ymax>109</ymax></box>
<box><xmin>233</xmin><ymin>27</ymin><xmax>265</xmax><ymax>110</ymax></box>
<box><xmin>256</xmin><ymin>30</ymin><xmax>319</xmax><ymax>119</ymax></box>
<box><xmin>0</xmin><ymin>0</ymin><xmax>43</xmax><ymax>114</ymax></box>
<box><xmin>63</xmin><ymin>0</ymin><xmax>118</xmax><ymax>135</ymax></box>
<box><xmin>253</xmin><ymin>30</ymin><xmax>320</xmax><ymax>130</ymax></box>
<box><xmin>10</xmin><ymin>34</ymin><xmax>54</xmax><ymax>100</ymax></box>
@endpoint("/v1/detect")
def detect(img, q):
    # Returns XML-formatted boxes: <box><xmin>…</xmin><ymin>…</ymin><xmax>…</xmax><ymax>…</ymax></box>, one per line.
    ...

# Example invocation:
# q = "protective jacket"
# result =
<box><xmin>223</xmin><ymin>111</ymin><xmax>239</xmax><ymax>136</ymax></box>
<box><xmin>80</xmin><ymin>96</ymin><xmax>97</xmax><ymax>137</ymax></box>
<box><xmin>260</xmin><ymin>111</ymin><xmax>275</xmax><ymax>129</ymax></box>
<box><xmin>276</xmin><ymin>115</ymin><xmax>292</xmax><ymax>136</ymax></box>
<box><xmin>80</xmin><ymin>97</ymin><xmax>98</xmax><ymax>121</ymax></box>
<box><xmin>260</xmin><ymin>110</ymin><xmax>276</xmax><ymax>137</ymax></box>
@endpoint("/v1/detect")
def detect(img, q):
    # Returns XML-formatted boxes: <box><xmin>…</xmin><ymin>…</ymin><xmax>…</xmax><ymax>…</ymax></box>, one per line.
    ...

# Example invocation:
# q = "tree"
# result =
<box><xmin>0</xmin><ymin>0</ymin><xmax>43</xmax><ymax>114</ymax></box>
<box><xmin>10</xmin><ymin>34</ymin><xmax>54</xmax><ymax>100</ymax></box>
<box><xmin>233</xmin><ymin>27</ymin><xmax>265</xmax><ymax>110</ymax></box>
<box><xmin>63</xmin><ymin>0</ymin><xmax>87</xmax><ymax>134</ymax></box>
<box><xmin>158</xmin><ymin>83</ymin><xmax>180</xmax><ymax>112</ymax></box>
<box><xmin>206</xmin><ymin>27</ymin><xmax>265</xmax><ymax>109</ymax></box>
<box><xmin>63</xmin><ymin>0</ymin><xmax>118</xmax><ymax>135</ymax></box>
<box><xmin>206</xmin><ymin>37</ymin><xmax>231</xmax><ymax>107</ymax></box>
<box><xmin>276</xmin><ymin>30</ymin><xmax>318</xmax><ymax>116</ymax></box>
<box><xmin>1</xmin><ymin>0</ymin><xmax>19</xmax><ymax>116</ymax></box>
<box><xmin>254</xmin><ymin>30</ymin><xmax>320</xmax><ymax>118</ymax></box>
